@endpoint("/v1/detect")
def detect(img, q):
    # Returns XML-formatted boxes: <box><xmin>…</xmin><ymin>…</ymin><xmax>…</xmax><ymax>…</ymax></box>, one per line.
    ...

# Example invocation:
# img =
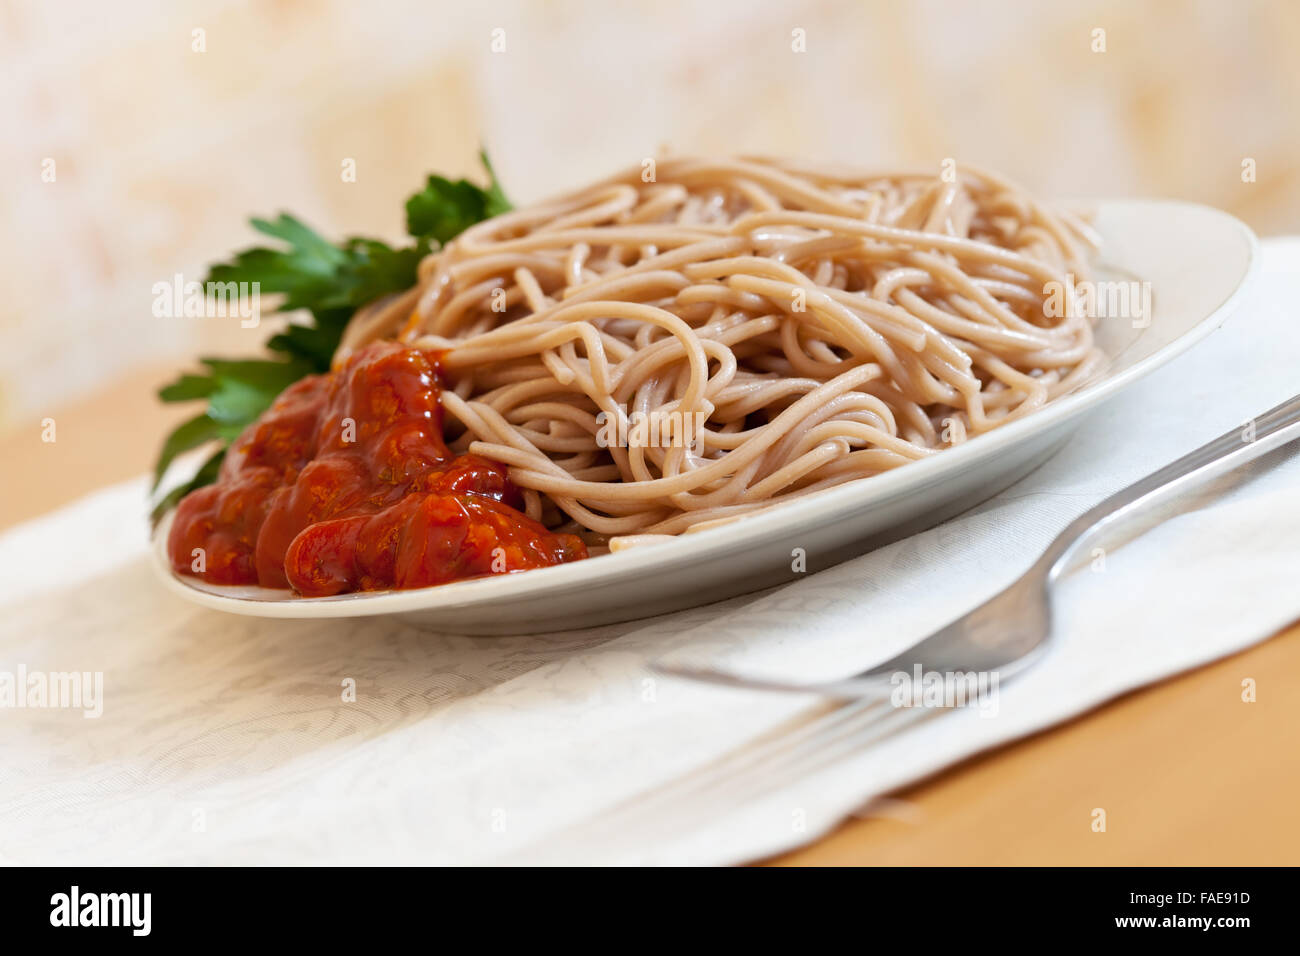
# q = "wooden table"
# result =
<box><xmin>6</xmin><ymin>364</ymin><xmax>1298</xmax><ymax>865</ymax></box>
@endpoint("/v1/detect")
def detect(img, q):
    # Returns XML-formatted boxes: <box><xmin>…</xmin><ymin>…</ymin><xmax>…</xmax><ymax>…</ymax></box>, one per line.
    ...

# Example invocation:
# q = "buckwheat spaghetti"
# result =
<box><xmin>338</xmin><ymin>157</ymin><xmax>1104</xmax><ymax>550</ymax></box>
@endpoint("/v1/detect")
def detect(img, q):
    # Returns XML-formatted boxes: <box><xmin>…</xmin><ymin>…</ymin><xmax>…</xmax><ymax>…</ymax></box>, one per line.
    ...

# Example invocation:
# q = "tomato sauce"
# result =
<box><xmin>167</xmin><ymin>342</ymin><xmax>586</xmax><ymax>596</ymax></box>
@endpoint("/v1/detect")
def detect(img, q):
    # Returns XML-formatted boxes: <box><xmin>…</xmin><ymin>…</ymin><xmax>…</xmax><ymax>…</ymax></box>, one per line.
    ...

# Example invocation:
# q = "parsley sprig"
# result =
<box><xmin>151</xmin><ymin>151</ymin><xmax>510</xmax><ymax>522</ymax></box>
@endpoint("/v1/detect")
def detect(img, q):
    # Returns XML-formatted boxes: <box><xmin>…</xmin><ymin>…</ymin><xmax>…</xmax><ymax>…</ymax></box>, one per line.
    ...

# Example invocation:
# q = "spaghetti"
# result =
<box><xmin>339</xmin><ymin>157</ymin><xmax>1104</xmax><ymax>550</ymax></box>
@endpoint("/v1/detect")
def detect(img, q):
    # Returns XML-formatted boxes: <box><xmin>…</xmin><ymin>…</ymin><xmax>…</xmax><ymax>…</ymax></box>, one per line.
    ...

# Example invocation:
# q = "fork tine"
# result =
<box><xmin>509</xmin><ymin>696</ymin><xmax>936</xmax><ymax>863</ymax></box>
<box><xmin>750</xmin><ymin>701</ymin><xmax>939</xmax><ymax>794</ymax></box>
<box><xmin>651</xmin><ymin>658</ymin><xmax>901</xmax><ymax>698</ymax></box>
<box><xmin>593</xmin><ymin>698</ymin><xmax>886</xmax><ymax>829</ymax></box>
<box><xmin>505</xmin><ymin>698</ymin><xmax>879</xmax><ymax>861</ymax></box>
<box><xmin>680</xmin><ymin>700</ymin><xmax>938</xmax><ymax>816</ymax></box>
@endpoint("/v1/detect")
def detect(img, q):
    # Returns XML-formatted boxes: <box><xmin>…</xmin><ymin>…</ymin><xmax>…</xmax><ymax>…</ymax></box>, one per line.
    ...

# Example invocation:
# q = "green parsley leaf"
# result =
<box><xmin>157</xmin><ymin>373</ymin><xmax>218</xmax><ymax>402</ymax></box>
<box><xmin>198</xmin><ymin>357</ymin><xmax>316</xmax><ymax>393</ymax></box>
<box><xmin>264</xmin><ymin>308</ymin><xmax>352</xmax><ymax>369</ymax></box>
<box><xmin>405</xmin><ymin>150</ymin><xmax>513</xmax><ymax>244</ymax></box>
<box><xmin>479</xmin><ymin>150</ymin><xmax>512</xmax><ymax>219</ymax></box>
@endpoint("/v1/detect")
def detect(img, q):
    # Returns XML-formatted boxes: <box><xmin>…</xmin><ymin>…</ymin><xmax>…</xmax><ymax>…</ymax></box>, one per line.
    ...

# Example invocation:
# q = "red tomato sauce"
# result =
<box><xmin>167</xmin><ymin>342</ymin><xmax>586</xmax><ymax>596</ymax></box>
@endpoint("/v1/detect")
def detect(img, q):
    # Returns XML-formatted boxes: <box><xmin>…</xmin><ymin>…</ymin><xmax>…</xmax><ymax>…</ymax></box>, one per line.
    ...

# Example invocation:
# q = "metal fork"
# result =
<box><xmin>656</xmin><ymin>392</ymin><xmax>1300</xmax><ymax>698</ymax></box>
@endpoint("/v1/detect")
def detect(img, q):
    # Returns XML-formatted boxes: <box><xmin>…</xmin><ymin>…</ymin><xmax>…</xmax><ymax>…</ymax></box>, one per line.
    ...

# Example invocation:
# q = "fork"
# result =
<box><xmin>655</xmin><ymin>391</ymin><xmax>1300</xmax><ymax>698</ymax></box>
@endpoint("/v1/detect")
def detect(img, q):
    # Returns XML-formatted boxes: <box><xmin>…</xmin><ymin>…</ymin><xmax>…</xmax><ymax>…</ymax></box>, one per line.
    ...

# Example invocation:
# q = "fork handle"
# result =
<box><xmin>1035</xmin><ymin>392</ymin><xmax>1300</xmax><ymax>582</ymax></box>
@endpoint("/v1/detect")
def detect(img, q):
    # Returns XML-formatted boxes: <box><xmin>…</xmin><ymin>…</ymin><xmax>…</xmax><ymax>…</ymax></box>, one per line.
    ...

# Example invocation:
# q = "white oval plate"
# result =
<box><xmin>153</xmin><ymin>199</ymin><xmax>1258</xmax><ymax>634</ymax></box>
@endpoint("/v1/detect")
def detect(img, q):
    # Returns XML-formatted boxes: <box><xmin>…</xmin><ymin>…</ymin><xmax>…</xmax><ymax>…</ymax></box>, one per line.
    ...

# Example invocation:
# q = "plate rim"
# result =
<box><xmin>151</xmin><ymin>197</ymin><xmax>1261</xmax><ymax>619</ymax></box>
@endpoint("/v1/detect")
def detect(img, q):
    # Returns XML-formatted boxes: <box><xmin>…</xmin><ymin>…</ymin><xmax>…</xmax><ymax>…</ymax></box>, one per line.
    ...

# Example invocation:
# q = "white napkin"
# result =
<box><xmin>2</xmin><ymin>240</ymin><xmax>1298</xmax><ymax>866</ymax></box>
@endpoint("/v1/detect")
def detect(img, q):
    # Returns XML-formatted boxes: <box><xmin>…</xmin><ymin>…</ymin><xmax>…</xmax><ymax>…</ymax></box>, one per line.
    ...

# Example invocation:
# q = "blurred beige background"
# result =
<box><xmin>3</xmin><ymin>0</ymin><xmax>1297</xmax><ymax>432</ymax></box>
